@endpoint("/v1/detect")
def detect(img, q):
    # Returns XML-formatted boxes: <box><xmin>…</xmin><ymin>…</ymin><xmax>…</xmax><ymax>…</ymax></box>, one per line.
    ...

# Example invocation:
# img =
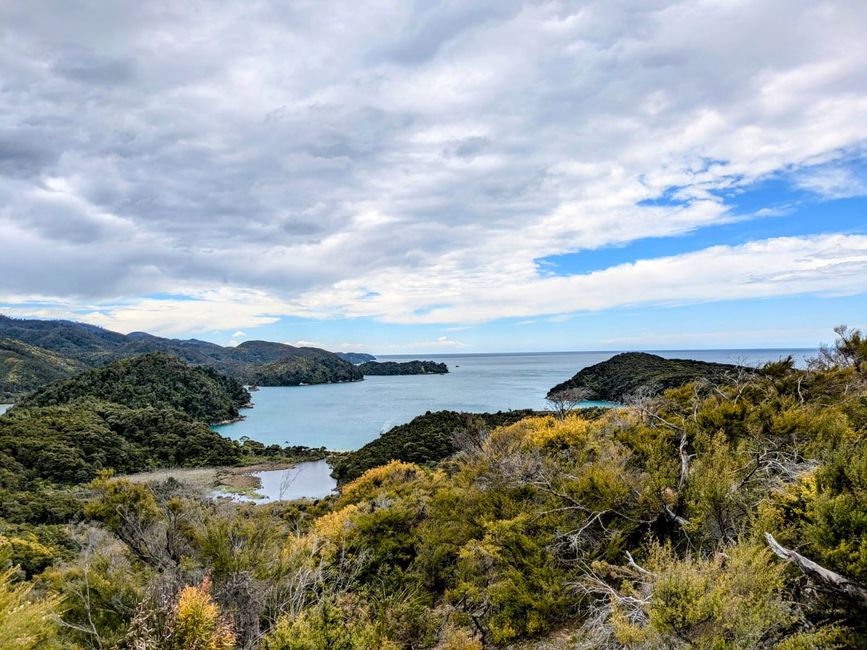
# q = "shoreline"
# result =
<box><xmin>213</xmin><ymin>414</ymin><xmax>247</xmax><ymax>426</ymax></box>
<box><xmin>122</xmin><ymin>457</ymin><xmax>336</xmax><ymax>501</ymax></box>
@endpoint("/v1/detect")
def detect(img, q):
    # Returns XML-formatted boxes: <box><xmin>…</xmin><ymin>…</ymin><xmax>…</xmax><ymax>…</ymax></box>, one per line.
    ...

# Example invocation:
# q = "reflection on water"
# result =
<box><xmin>216</xmin><ymin>459</ymin><xmax>337</xmax><ymax>503</ymax></box>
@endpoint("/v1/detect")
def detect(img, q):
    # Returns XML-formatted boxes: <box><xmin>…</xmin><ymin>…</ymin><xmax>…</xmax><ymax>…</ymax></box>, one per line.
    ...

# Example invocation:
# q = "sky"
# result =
<box><xmin>1</xmin><ymin>0</ymin><xmax>866</xmax><ymax>354</ymax></box>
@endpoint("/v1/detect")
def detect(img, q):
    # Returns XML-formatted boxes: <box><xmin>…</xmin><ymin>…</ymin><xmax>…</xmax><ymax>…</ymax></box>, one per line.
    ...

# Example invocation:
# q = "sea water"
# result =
<box><xmin>214</xmin><ymin>349</ymin><xmax>811</xmax><ymax>451</ymax></box>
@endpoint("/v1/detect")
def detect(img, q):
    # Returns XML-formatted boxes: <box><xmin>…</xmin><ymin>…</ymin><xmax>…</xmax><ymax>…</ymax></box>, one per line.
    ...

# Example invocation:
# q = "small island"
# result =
<box><xmin>358</xmin><ymin>360</ymin><xmax>449</xmax><ymax>375</ymax></box>
<box><xmin>548</xmin><ymin>351</ymin><xmax>742</xmax><ymax>402</ymax></box>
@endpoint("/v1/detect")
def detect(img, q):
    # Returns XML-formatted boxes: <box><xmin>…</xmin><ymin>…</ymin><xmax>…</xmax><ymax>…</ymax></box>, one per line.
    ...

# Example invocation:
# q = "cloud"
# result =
<box><xmin>598</xmin><ymin>327</ymin><xmax>832</xmax><ymax>349</ymax></box>
<box><xmin>263</xmin><ymin>233</ymin><xmax>867</xmax><ymax>325</ymax></box>
<box><xmin>794</xmin><ymin>164</ymin><xmax>867</xmax><ymax>200</ymax></box>
<box><xmin>285</xmin><ymin>340</ymin><xmax>370</xmax><ymax>352</ymax></box>
<box><xmin>1</xmin><ymin>1</ymin><xmax>867</xmax><ymax>332</ymax></box>
<box><xmin>384</xmin><ymin>336</ymin><xmax>468</xmax><ymax>353</ymax></box>
<box><xmin>2</xmin><ymin>234</ymin><xmax>866</xmax><ymax>337</ymax></box>
<box><xmin>290</xmin><ymin>340</ymin><xmax>323</xmax><ymax>349</ymax></box>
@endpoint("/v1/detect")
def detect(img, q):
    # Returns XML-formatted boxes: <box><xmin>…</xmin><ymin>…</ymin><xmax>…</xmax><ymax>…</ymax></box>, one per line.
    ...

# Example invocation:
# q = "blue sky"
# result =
<box><xmin>1</xmin><ymin>1</ymin><xmax>866</xmax><ymax>353</ymax></box>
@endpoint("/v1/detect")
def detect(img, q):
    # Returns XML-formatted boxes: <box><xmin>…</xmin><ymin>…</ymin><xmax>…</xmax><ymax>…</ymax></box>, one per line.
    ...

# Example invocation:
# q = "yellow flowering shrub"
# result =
<box><xmin>171</xmin><ymin>578</ymin><xmax>235</xmax><ymax>650</ymax></box>
<box><xmin>0</xmin><ymin>562</ymin><xmax>63</xmax><ymax>650</ymax></box>
<box><xmin>492</xmin><ymin>413</ymin><xmax>593</xmax><ymax>448</ymax></box>
<box><xmin>339</xmin><ymin>460</ymin><xmax>425</xmax><ymax>504</ymax></box>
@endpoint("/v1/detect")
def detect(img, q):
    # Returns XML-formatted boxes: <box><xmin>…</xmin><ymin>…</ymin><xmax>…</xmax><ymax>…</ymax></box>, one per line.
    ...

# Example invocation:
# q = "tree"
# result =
<box><xmin>545</xmin><ymin>387</ymin><xmax>591</xmax><ymax>420</ymax></box>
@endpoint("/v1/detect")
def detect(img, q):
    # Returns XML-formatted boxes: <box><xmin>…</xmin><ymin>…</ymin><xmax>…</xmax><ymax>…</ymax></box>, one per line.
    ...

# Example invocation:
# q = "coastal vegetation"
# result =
<box><xmin>330</xmin><ymin>409</ymin><xmax>537</xmax><ymax>483</ymax></box>
<box><xmin>0</xmin><ymin>327</ymin><xmax>865</xmax><ymax>648</ymax></box>
<box><xmin>17</xmin><ymin>353</ymin><xmax>251</xmax><ymax>424</ymax></box>
<box><xmin>253</xmin><ymin>355</ymin><xmax>362</xmax><ymax>386</ymax></box>
<box><xmin>0</xmin><ymin>354</ymin><xmax>321</xmax><ymax>528</ymax></box>
<box><xmin>548</xmin><ymin>351</ymin><xmax>742</xmax><ymax>402</ymax></box>
<box><xmin>358</xmin><ymin>360</ymin><xmax>449</xmax><ymax>376</ymax></box>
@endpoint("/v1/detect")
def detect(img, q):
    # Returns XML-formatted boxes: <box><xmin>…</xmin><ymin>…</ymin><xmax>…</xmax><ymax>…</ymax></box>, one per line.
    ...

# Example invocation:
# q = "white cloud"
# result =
<box><xmin>3</xmin><ymin>233</ymin><xmax>866</xmax><ymax>335</ymax></box>
<box><xmin>599</xmin><ymin>327</ymin><xmax>832</xmax><ymax>349</ymax></box>
<box><xmin>290</xmin><ymin>233</ymin><xmax>867</xmax><ymax>324</ymax></box>
<box><xmin>382</xmin><ymin>336</ymin><xmax>468</xmax><ymax>353</ymax></box>
<box><xmin>794</xmin><ymin>164</ymin><xmax>867</xmax><ymax>199</ymax></box>
<box><xmin>285</xmin><ymin>340</ymin><xmax>369</xmax><ymax>352</ymax></box>
<box><xmin>1</xmin><ymin>1</ymin><xmax>867</xmax><ymax>332</ymax></box>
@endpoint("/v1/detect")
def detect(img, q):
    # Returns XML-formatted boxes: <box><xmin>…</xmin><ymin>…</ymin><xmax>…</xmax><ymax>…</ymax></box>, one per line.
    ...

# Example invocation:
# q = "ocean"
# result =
<box><xmin>213</xmin><ymin>349</ymin><xmax>813</xmax><ymax>451</ymax></box>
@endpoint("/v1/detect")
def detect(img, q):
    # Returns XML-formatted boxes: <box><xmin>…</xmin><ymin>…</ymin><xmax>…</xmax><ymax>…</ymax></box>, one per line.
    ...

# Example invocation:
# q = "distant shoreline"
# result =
<box><xmin>377</xmin><ymin>347</ymin><xmax>818</xmax><ymax>359</ymax></box>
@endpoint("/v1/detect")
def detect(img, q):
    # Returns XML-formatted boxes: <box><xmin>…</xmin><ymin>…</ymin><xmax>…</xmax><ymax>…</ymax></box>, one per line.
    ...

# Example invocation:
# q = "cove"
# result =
<box><xmin>214</xmin><ymin>350</ymin><xmax>808</xmax><ymax>450</ymax></box>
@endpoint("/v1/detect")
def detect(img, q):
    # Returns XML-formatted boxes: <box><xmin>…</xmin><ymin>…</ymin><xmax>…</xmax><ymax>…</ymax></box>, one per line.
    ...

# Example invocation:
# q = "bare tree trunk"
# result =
<box><xmin>764</xmin><ymin>532</ymin><xmax>867</xmax><ymax>604</ymax></box>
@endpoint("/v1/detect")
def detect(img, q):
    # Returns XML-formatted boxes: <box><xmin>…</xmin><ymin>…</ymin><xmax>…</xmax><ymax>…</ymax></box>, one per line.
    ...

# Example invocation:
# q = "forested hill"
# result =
<box><xmin>3</xmin><ymin>328</ymin><xmax>867</xmax><ymax>648</ymax></box>
<box><xmin>0</xmin><ymin>315</ymin><xmax>362</xmax><ymax>396</ymax></box>
<box><xmin>331</xmin><ymin>409</ymin><xmax>537</xmax><ymax>482</ymax></box>
<box><xmin>548</xmin><ymin>351</ymin><xmax>742</xmax><ymax>401</ymax></box>
<box><xmin>358</xmin><ymin>360</ymin><xmax>448</xmax><ymax>375</ymax></box>
<box><xmin>17</xmin><ymin>353</ymin><xmax>250</xmax><ymax>424</ymax></box>
<box><xmin>337</xmin><ymin>352</ymin><xmax>377</xmax><ymax>364</ymax></box>
<box><xmin>0</xmin><ymin>337</ymin><xmax>87</xmax><ymax>400</ymax></box>
<box><xmin>253</xmin><ymin>354</ymin><xmax>362</xmax><ymax>386</ymax></box>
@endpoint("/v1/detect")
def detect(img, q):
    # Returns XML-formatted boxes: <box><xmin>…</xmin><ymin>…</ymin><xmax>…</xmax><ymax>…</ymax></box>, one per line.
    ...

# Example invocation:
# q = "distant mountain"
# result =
<box><xmin>358</xmin><ymin>360</ymin><xmax>448</xmax><ymax>375</ymax></box>
<box><xmin>0</xmin><ymin>337</ymin><xmax>87</xmax><ymax>400</ymax></box>
<box><xmin>0</xmin><ymin>316</ymin><xmax>126</xmax><ymax>364</ymax></box>
<box><xmin>253</xmin><ymin>354</ymin><xmax>362</xmax><ymax>386</ymax></box>
<box><xmin>547</xmin><ymin>352</ymin><xmax>742</xmax><ymax>402</ymax></box>
<box><xmin>17</xmin><ymin>352</ymin><xmax>251</xmax><ymax>424</ymax></box>
<box><xmin>0</xmin><ymin>315</ymin><xmax>363</xmax><ymax>396</ymax></box>
<box><xmin>337</xmin><ymin>352</ymin><xmax>377</xmax><ymax>364</ymax></box>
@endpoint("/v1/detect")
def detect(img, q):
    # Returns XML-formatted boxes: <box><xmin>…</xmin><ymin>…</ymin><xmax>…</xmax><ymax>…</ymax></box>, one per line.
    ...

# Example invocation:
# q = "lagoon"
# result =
<box><xmin>215</xmin><ymin>349</ymin><xmax>810</xmax><ymax>451</ymax></box>
<box><xmin>215</xmin><ymin>459</ymin><xmax>337</xmax><ymax>503</ymax></box>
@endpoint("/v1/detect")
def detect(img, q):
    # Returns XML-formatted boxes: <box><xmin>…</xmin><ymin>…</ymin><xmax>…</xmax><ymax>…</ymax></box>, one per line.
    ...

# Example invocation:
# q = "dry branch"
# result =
<box><xmin>764</xmin><ymin>532</ymin><xmax>867</xmax><ymax>604</ymax></box>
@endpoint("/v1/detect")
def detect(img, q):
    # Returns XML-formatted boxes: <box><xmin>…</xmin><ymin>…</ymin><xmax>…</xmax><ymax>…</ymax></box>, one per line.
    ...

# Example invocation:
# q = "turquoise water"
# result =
<box><xmin>0</xmin><ymin>404</ymin><xmax>10</xmax><ymax>416</ymax></box>
<box><xmin>214</xmin><ymin>349</ymin><xmax>812</xmax><ymax>451</ymax></box>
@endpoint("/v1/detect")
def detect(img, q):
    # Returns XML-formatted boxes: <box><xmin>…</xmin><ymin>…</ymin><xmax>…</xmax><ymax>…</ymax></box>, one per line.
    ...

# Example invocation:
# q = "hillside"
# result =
<box><xmin>253</xmin><ymin>354</ymin><xmax>362</xmax><ymax>386</ymax></box>
<box><xmin>358</xmin><ymin>360</ymin><xmax>448</xmax><ymax>375</ymax></box>
<box><xmin>2</xmin><ymin>328</ymin><xmax>867</xmax><ymax>648</ymax></box>
<box><xmin>0</xmin><ymin>337</ymin><xmax>86</xmax><ymax>400</ymax></box>
<box><xmin>17</xmin><ymin>353</ymin><xmax>251</xmax><ymax>423</ymax></box>
<box><xmin>0</xmin><ymin>315</ymin><xmax>366</xmax><ymax>394</ymax></box>
<box><xmin>331</xmin><ymin>409</ymin><xmax>536</xmax><ymax>483</ymax></box>
<box><xmin>0</xmin><ymin>315</ymin><xmax>127</xmax><ymax>363</ymax></box>
<box><xmin>548</xmin><ymin>351</ymin><xmax>742</xmax><ymax>401</ymax></box>
<box><xmin>337</xmin><ymin>352</ymin><xmax>377</xmax><ymax>364</ymax></box>
<box><xmin>0</xmin><ymin>399</ymin><xmax>243</xmax><ymax>487</ymax></box>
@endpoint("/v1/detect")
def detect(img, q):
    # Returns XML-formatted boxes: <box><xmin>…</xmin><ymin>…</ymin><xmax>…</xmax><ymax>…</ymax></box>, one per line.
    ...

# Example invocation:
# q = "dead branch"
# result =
<box><xmin>764</xmin><ymin>532</ymin><xmax>867</xmax><ymax>604</ymax></box>
<box><xmin>624</xmin><ymin>551</ymin><xmax>654</xmax><ymax>578</ymax></box>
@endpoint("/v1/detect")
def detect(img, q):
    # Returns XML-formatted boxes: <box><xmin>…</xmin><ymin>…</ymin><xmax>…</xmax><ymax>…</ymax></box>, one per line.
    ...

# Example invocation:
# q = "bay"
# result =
<box><xmin>0</xmin><ymin>404</ymin><xmax>11</xmax><ymax>416</ymax></box>
<box><xmin>214</xmin><ymin>349</ymin><xmax>812</xmax><ymax>451</ymax></box>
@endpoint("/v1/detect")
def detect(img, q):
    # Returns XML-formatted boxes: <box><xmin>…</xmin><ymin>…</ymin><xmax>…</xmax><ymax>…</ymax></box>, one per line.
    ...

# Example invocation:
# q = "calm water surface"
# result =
<box><xmin>214</xmin><ymin>349</ymin><xmax>811</xmax><ymax>451</ymax></box>
<box><xmin>0</xmin><ymin>404</ymin><xmax>11</xmax><ymax>416</ymax></box>
<box><xmin>215</xmin><ymin>459</ymin><xmax>337</xmax><ymax>503</ymax></box>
